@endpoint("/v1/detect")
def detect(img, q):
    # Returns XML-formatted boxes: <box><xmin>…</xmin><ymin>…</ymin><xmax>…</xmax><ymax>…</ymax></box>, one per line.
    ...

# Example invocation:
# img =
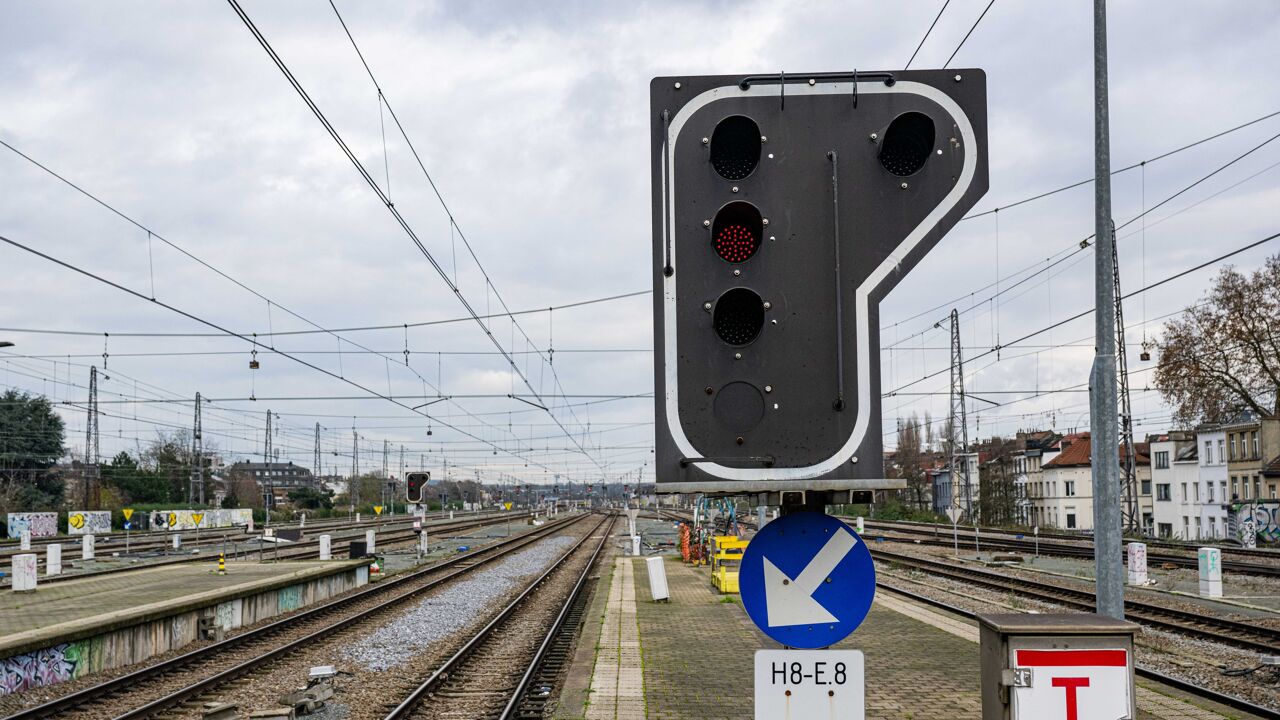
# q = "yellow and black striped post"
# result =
<box><xmin>218</xmin><ymin>553</ymin><xmax>226</xmax><ymax>575</ymax></box>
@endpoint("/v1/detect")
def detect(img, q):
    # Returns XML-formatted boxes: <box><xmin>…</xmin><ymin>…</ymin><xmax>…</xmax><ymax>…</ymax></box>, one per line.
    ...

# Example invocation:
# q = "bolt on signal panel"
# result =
<box><xmin>651</xmin><ymin>70</ymin><xmax>989</xmax><ymax>496</ymax></box>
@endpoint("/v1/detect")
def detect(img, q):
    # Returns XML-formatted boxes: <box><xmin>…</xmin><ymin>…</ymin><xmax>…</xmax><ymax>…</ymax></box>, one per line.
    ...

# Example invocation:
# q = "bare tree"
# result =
<box><xmin>978</xmin><ymin>437</ymin><xmax>1019</xmax><ymax>526</ymax></box>
<box><xmin>1155</xmin><ymin>255</ymin><xmax>1280</xmax><ymax>425</ymax></box>
<box><xmin>896</xmin><ymin>414</ymin><xmax>928</xmax><ymax>510</ymax></box>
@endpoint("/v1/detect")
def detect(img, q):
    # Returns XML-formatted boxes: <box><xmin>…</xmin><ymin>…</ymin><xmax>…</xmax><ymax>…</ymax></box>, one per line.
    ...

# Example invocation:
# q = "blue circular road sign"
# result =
<box><xmin>739</xmin><ymin>511</ymin><xmax>876</xmax><ymax>648</ymax></box>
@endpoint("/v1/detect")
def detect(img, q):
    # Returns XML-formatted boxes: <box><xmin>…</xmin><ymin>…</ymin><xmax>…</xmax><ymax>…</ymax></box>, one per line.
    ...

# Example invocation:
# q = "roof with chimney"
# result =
<box><xmin>1044</xmin><ymin>434</ymin><xmax>1151</xmax><ymax>469</ymax></box>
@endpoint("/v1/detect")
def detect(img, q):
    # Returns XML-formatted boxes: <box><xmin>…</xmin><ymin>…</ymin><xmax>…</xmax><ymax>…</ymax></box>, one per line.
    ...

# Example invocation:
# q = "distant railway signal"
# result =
<box><xmin>651</xmin><ymin>70</ymin><xmax>989</xmax><ymax>497</ymax></box>
<box><xmin>405</xmin><ymin>471</ymin><xmax>429</xmax><ymax>504</ymax></box>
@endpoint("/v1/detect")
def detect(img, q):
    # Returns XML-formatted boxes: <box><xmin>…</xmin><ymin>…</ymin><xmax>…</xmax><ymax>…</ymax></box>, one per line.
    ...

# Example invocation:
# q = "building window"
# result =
<box><xmin>1156</xmin><ymin>484</ymin><xmax>1171</xmax><ymax>501</ymax></box>
<box><xmin>1209</xmin><ymin>517</ymin><xmax>1217</xmax><ymax>537</ymax></box>
<box><xmin>1181</xmin><ymin>483</ymin><xmax>1188</xmax><ymax>502</ymax></box>
<box><xmin>1066</xmin><ymin>513</ymin><xmax>1077</xmax><ymax>529</ymax></box>
<box><xmin>1158</xmin><ymin>522</ymin><xmax>1172</xmax><ymax>538</ymax></box>
<box><xmin>1217</xmin><ymin>439</ymin><xmax>1224</xmax><ymax>464</ymax></box>
<box><xmin>1193</xmin><ymin>483</ymin><xmax>1200</xmax><ymax>502</ymax></box>
<box><xmin>1243</xmin><ymin>479</ymin><xmax>1250</xmax><ymax>500</ymax></box>
<box><xmin>1254</xmin><ymin>477</ymin><xmax>1262</xmax><ymax>500</ymax></box>
<box><xmin>1155</xmin><ymin>451</ymin><xmax>1170</xmax><ymax>469</ymax></box>
<box><xmin>1141</xmin><ymin>479</ymin><xmax>1152</xmax><ymax>495</ymax></box>
<box><xmin>1182</xmin><ymin>516</ymin><xmax>1189</xmax><ymax>538</ymax></box>
<box><xmin>1064</xmin><ymin>480</ymin><xmax>1076</xmax><ymax>497</ymax></box>
<box><xmin>1220</xmin><ymin>480</ymin><xmax>1227</xmax><ymax>501</ymax></box>
<box><xmin>1231</xmin><ymin>477</ymin><xmax>1238</xmax><ymax>500</ymax></box>
<box><xmin>1271</xmin><ymin>482</ymin><xmax>1278</xmax><ymax>500</ymax></box>
<box><xmin>1207</xmin><ymin>483</ymin><xmax>1214</xmax><ymax>503</ymax></box>
<box><xmin>1230</xmin><ymin>436</ymin><xmax>1237</xmax><ymax>461</ymax></box>
<box><xmin>1195</xmin><ymin>516</ymin><xmax>1202</xmax><ymax>539</ymax></box>
<box><xmin>1252</xmin><ymin>432</ymin><xmax>1260</xmax><ymax>459</ymax></box>
<box><xmin>1204</xmin><ymin>441</ymin><xmax>1213</xmax><ymax>465</ymax></box>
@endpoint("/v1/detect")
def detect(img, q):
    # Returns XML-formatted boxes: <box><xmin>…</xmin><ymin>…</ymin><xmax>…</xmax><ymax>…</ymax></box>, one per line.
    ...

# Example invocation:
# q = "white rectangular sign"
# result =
<box><xmin>754</xmin><ymin>649</ymin><xmax>864</xmax><ymax>720</ymax></box>
<box><xmin>1010</xmin><ymin>648</ymin><xmax>1131</xmax><ymax>720</ymax></box>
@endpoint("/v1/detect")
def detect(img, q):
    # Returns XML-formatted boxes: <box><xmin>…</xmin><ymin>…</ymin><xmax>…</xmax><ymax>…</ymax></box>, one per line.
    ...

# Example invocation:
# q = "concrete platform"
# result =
<box><xmin>0</xmin><ymin>558</ymin><xmax>368</xmax><ymax>696</ymax></box>
<box><xmin>554</xmin><ymin>554</ymin><xmax>1271</xmax><ymax>720</ymax></box>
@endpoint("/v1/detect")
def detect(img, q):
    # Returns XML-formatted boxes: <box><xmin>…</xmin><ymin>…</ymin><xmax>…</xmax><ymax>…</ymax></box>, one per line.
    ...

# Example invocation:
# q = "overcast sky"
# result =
<box><xmin>2</xmin><ymin>0</ymin><xmax>1278</xmax><ymax>485</ymax></box>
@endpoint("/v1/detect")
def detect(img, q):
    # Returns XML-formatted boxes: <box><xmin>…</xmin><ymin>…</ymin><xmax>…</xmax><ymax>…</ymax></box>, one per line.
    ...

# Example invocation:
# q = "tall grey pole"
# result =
<box><xmin>1090</xmin><ymin>0</ymin><xmax>1124</xmax><ymax>619</ymax></box>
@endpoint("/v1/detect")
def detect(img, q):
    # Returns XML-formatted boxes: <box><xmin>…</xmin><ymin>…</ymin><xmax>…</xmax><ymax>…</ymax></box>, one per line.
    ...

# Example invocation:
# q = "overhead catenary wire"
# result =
<box><xmin>905</xmin><ymin>0</ymin><xmax>951</xmax><ymax>69</ymax></box>
<box><xmin>879</xmin><ymin>228</ymin><xmax>1280</xmax><ymax>399</ymax></box>
<box><xmin>0</xmin><ymin>138</ymin><xmax>541</xmax><ymax>468</ymax></box>
<box><xmin>0</xmin><ymin>232</ymin><xmax>574</xmax><ymax>476</ymax></box>
<box><xmin>943</xmin><ymin>0</ymin><xmax>996</xmax><ymax>68</ymax></box>
<box><xmin>882</xmin><ymin>108</ymin><xmax>1280</xmax><ymax>334</ymax></box>
<box><xmin>0</xmin><ymin>290</ymin><xmax>649</xmax><ymax>339</ymax></box>
<box><xmin>228</xmin><ymin>0</ymin><xmax>606</xmax><ymax>473</ymax></box>
<box><xmin>883</xmin><ymin>125</ymin><xmax>1280</xmax><ymax>350</ymax></box>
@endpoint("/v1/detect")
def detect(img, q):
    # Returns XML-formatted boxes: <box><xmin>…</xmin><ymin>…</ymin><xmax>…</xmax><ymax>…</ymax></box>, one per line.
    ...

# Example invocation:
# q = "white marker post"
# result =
<box><xmin>318</xmin><ymin>534</ymin><xmax>331</xmax><ymax>561</ymax></box>
<box><xmin>855</xmin><ymin>516</ymin><xmax>864</xmax><ymax>534</ymax></box>
<box><xmin>1033</xmin><ymin>526</ymin><xmax>1039</xmax><ymax>558</ymax></box>
<box><xmin>1198</xmin><ymin>547</ymin><xmax>1222</xmax><ymax>598</ymax></box>
<box><xmin>365</xmin><ymin>529</ymin><xmax>376</xmax><ymax>554</ymax></box>
<box><xmin>46</xmin><ymin>543</ymin><xmax>62</xmax><ymax>576</ymax></box>
<box><xmin>173</xmin><ymin>534</ymin><xmax>182</xmax><ymax>551</ymax></box>
<box><xmin>12</xmin><ymin>554</ymin><xmax>37</xmax><ymax>592</ymax></box>
<box><xmin>19</xmin><ymin>530</ymin><xmax>30</xmax><ymax>551</ymax></box>
<box><xmin>1126</xmin><ymin>542</ymin><xmax>1147</xmax><ymax>585</ymax></box>
<box><xmin>631</xmin><ymin>535</ymin><xmax>642</xmax><ymax>556</ymax></box>
<box><xmin>82</xmin><ymin>534</ymin><xmax>95</xmax><ymax>561</ymax></box>
<box><xmin>645</xmin><ymin>555</ymin><xmax>670</xmax><ymax>602</ymax></box>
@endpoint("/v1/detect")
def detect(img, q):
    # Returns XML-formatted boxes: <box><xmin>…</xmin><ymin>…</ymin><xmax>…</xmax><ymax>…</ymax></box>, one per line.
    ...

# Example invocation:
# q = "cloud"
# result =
<box><xmin>1</xmin><ymin>0</ymin><xmax>1278</xmax><ymax>481</ymax></box>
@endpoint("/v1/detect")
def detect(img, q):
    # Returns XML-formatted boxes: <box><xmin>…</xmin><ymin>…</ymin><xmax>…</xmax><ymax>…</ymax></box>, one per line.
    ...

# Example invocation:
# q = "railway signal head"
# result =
<box><xmin>405</xmin><ymin>471</ymin><xmax>429</xmax><ymax>504</ymax></box>
<box><xmin>650</xmin><ymin>70</ymin><xmax>989</xmax><ymax>497</ymax></box>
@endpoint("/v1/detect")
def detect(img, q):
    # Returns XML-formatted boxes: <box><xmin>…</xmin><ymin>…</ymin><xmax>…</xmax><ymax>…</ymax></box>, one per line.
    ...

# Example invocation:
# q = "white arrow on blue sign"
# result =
<box><xmin>740</xmin><ymin>512</ymin><xmax>876</xmax><ymax>648</ymax></box>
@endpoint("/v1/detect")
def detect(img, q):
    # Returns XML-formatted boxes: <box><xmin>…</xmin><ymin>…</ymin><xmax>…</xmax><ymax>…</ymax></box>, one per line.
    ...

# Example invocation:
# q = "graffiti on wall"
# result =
<box><xmin>5</xmin><ymin>513</ymin><xmax>58</xmax><ymax>539</ymax></box>
<box><xmin>0</xmin><ymin>641</ymin><xmax>89</xmax><ymax>695</ymax></box>
<box><xmin>1229</xmin><ymin>501</ymin><xmax>1279</xmax><ymax>547</ymax></box>
<box><xmin>278</xmin><ymin>585</ymin><xmax>303</xmax><ymax>613</ymax></box>
<box><xmin>149</xmin><ymin>508</ymin><xmax>253</xmax><ymax>531</ymax></box>
<box><xmin>67</xmin><ymin>511</ymin><xmax>112</xmax><ymax>535</ymax></box>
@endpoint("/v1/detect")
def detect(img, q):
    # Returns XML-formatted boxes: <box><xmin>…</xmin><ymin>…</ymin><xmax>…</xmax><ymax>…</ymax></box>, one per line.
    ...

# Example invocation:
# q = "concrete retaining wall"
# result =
<box><xmin>0</xmin><ymin>564</ymin><xmax>369</xmax><ymax>696</ymax></box>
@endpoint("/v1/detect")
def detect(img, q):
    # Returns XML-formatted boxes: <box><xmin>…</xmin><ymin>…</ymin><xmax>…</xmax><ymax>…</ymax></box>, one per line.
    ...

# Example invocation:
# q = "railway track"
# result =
<box><xmin>870</xmin><ymin>547</ymin><xmax>1280</xmax><ymax>655</ymax></box>
<box><xmin>2</xmin><ymin>512</ymin><xmax>592</xmax><ymax>720</ymax></box>
<box><xmin>0</xmin><ymin>512</ymin><xmax>531</xmax><ymax>587</ymax></box>
<box><xmin>862</xmin><ymin>519</ymin><xmax>1280</xmax><ymax>576</ymax></box>
<box><xmin>874</xmin><ymin>580</ymin><xmax>1280</xmax><ymax>720</ymax></box>
<box><xmin>861</xmin><ymin>517</ymin><xmax>1280</xmax><ymax>561</ymax></box>
<box><xmin>1</xmin><ymin>509</ymin><xmax>519</xmax><ymax>561</ymax></box>
<box><xmin>382</xmin><ymin>513</ymin><xmax>614</xmax><ymax>720</ymax></box>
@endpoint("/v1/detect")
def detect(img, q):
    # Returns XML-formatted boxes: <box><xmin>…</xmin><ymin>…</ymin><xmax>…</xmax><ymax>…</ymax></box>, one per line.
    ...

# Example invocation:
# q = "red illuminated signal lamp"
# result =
<box><xmin>714</xmin><ymin>224</ymin><xmax>758</xmax><ymax>263</ymax></box>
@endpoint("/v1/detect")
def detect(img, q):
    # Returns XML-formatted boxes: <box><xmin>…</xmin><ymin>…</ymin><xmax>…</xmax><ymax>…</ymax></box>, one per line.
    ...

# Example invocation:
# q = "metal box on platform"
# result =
<box><xmin>979</xmin><ymin>613</ymin><xmax>1137</xmax><ymax>720</ymax></box>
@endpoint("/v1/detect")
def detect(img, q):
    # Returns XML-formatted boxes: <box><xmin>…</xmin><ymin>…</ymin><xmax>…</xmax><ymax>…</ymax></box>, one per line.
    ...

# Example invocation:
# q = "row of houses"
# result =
<box><xmin>920</xmin><ymin>412</ymin><xmax>1280</xmax><ymax>541</ymax></box>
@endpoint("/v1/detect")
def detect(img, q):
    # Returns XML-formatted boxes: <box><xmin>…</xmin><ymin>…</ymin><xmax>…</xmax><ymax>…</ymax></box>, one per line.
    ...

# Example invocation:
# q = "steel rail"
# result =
<box><xmin>870</xmin><ymin>548</ymin><xmax>1280</xmax><ymax>655</ymax></box>
<box><xmin>384</xmin><ymin>513</ymin><xmax>615</xmax><ymax>719</ymax></box>
<box><xmin>0</xmin><ymin>512</ymin><xmax>532</xmax><ymax>587</ymax></box>
<box><xmin>876</xmin><ymin>581</ymin><xmax>1280</xmax><ymax>720</ymax></box>
<box><xmin>860</xmin><ymin>517</ymin><xmax>1280</xmax><ymax>560</ymax></box>
<box><xmin>498</xmin><ymin>514</ymin><xmax>614</xmax><ymax>719</ymax></box>
<box><xmin>5</xmin><ymin>512</ymin><xmax>584</xmax><ymax>720</ymax></box>
<box><xmin>866</xmin><ymin>527</ymin><xmax>1280</xmax><ymax>577</ymax></box>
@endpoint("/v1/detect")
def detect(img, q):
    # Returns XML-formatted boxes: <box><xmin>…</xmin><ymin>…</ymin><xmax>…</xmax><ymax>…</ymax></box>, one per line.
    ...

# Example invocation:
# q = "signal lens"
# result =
<box><xmin>713</xmin><ymin>288</ymin><xmax>765</xmax><ymax>346</ymax></box>
<box><xmin>712</xmin><ymin>202</ymin><xmax>762</xmax><ymax>263</ymax></box>
<box><xmin>878</xmin><ymin>111</ymin><xmax>935</xmax><ymax>177</ymax></box>
<box><xmin>711</xmin><ymin>115</ymin><xmax>761</xmax><ymax>181</ymax></box>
